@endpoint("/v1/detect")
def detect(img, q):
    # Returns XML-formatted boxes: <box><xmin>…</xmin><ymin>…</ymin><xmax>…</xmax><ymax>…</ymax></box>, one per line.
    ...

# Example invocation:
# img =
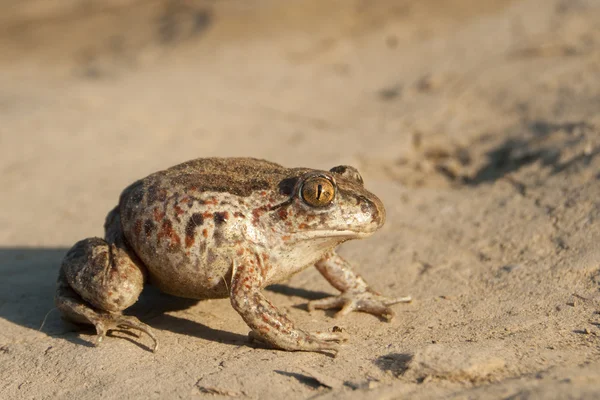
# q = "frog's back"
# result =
<box><xmin>119</xmin><ymin>157</ymin><xmax>292</xmax><ymax>218</ymax></box>
<box><xmin>115</xmin><ymin>158</ymin><xmax>302</xmax><ymax>298</ymax></box>
<box><xmin>159</xmin><ymin>157</ymin><xmax>293</xmax><ymax>195</ymax></box>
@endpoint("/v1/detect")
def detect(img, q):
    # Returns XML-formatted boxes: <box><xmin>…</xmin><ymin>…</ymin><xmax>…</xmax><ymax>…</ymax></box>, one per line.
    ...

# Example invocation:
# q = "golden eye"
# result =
<box><xmin>301</xmin><ymin>176</ymin><xmax>335</xmax><ymax>207</ymax></box>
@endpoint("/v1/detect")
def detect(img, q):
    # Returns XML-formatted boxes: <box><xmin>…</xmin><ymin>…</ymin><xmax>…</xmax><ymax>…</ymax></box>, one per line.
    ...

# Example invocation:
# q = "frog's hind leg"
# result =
<box><xmin>55</xmin><ymin>237</ymin><xmax>158</xmax><ymax>351</ymax></box>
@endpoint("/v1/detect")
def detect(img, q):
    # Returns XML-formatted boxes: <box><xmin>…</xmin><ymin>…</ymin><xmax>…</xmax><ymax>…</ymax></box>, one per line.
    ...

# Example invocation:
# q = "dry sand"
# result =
<box><xmin>1</xmin><ymin>0</ymin><xmax>600</xmax><ymax>398</ymax></box>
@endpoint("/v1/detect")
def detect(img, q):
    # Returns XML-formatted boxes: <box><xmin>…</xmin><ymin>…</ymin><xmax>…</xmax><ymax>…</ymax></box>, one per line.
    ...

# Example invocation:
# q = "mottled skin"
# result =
<box><xmin>56</xmin><ymin>158</ymin><xmax>411</xmax><ymax>353</ymax></box>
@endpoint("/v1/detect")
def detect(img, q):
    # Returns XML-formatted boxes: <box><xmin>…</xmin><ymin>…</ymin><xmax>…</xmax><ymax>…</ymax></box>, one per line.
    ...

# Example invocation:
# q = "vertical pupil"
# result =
<box><xmin>317</xmin><ymin>184</ymin><xmax>323</xmax><ymax>200</ymax></box>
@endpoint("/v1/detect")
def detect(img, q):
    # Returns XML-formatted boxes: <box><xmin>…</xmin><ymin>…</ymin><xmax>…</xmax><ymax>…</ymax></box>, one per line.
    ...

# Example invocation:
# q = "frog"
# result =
<box><xmin>55</xmin><ymin>157</ymin><xmax>411</xmax><ymax>353</ymax></box>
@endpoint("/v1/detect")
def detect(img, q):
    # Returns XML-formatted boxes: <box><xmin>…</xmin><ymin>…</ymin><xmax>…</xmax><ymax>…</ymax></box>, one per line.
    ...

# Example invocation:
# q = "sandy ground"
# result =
<box><xmin>1</xmin><ymin>0</ymin><xmax>600</xmax><ymax>398</ymax></box>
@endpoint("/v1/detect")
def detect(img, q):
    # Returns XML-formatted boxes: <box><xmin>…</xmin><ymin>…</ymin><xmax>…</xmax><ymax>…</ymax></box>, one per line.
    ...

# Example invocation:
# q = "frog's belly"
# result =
<box><xmin>140</xmin><ymin>245</ymin><xmax>232</xmax><ymax>299</ymax></box>
<box><xmin>123</xmin><ymin>220</ymin><xmax>233</xmax><ymax>299</ymax></box>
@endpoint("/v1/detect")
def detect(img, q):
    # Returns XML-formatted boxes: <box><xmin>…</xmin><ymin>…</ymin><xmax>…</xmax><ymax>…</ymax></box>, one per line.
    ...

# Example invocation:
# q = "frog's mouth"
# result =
<box><xmin>291</xmin><ymin>229</ymin><xmax>373</xmax><ymax>241</ymax></box>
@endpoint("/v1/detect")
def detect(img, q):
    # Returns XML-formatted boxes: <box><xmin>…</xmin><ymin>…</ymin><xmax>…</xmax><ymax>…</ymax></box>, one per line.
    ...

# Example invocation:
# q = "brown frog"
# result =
<box><xmin>56</xmin><ymin>158</ymin><xmax>411</xmax><ymax>353</ymax></box>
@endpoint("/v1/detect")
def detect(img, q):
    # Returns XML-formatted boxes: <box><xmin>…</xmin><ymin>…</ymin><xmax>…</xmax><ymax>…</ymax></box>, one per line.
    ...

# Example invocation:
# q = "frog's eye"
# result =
<box><xmin>300</xmin><ymin>176</ymin><xmax>335</xmax><ymax>207</ymax></box>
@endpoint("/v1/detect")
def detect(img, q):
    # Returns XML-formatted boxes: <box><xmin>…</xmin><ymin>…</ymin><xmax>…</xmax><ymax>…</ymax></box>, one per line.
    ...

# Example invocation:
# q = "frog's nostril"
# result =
<box><xmin>358</xmin><ymin>196</ymin><xmax>385</xmax><ymax>227</ymax></box>
<box><xmin>359</xmin><ymin>198</ymin><xmax>370</xmax><ymax>214</ymax></box>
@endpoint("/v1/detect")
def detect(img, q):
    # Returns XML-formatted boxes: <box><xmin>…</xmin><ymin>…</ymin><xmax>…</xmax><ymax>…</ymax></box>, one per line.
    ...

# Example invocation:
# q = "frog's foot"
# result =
<box><xmin>56</xmin><ymin>270</ymin><xmax>159</xmax><ymax>352</ymax></box>
<box><xmin>308</xmin><ymin>291</ymin><xmax>412</xmax><ymax>321</ymax></box>
<box><xmin>248</xmin><ymin>329</ymin><xmax>347</xmax><ymax>354</ymax></box>
<box><xmin>90</xmin><ymin>313</ymin><xmax>158</xmax><ymax>352</ymax></box>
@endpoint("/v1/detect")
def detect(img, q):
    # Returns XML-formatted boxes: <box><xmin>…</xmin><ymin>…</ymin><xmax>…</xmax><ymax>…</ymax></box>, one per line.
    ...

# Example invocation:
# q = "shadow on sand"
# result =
<box><xmin>0</xmin><ymin>247</ymin><xmax>331</xmax><ymax>351</ymax></box>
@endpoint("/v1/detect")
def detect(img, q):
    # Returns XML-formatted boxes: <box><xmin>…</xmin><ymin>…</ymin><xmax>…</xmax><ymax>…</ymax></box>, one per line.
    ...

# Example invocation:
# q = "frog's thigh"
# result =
<box><xmin>56</xmin><ymin>238</ymin><xmax>145</xmax><ymax>316</ymax></box>
<box><xmin>56</xmin><ymin>238</ymin><xmax>159</xmax><ymax>350</ymax></box>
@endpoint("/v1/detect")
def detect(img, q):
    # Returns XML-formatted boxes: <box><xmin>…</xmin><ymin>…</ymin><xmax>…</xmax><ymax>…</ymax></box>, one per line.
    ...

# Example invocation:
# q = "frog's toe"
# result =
<box><xmin>351</xmin><ymin>293</ymin><xmax>412</xmax><ymax>321</ymax></box>
<box><xmin>307</xmin><ymin>296</ymin><xmax>346</xmax><ymax>312</ymax></box>
<box><xmin>91</xmin><ymin>314</ymin><xmax>158</xmax><ymax>352</ymax></box>
<box><xmin>308</xmin><ymin>294</ymin><xmax>362</xmax><ymax>317</ymax></box>
<box><xmin>308</xmin><ymin>293</ymin><xmax>412</xmax><ymax>321</ymax></box>
<box><xmin>385</xmin><ymin>295</ymin><xmax>413</xmax><ymax>306</ymax></box>
<box><xmin>354</xmin><ymin>300</ymin><xmax>395</xmax><ymax>321</ymax></box>
<box><xmin>114</xmin><ymin>315</ymin><xmax>159</xmax><ymax>352</ymax></box>
<box><xmin>311</xmin><ymin>330</ymin><xmax>349</xmax><ymax>343</ymax></box>
<box><xmin>247</xmin><ymin>330</ymin><xmax>344</xmax><ymax>354</ymax></box>
<box><xmin>304</xmin><ymin>335</ymin><xmax>343</xmax><ymax>355</ymax></box>
<box><xmin>94</xmin><ymin>323</ymin><xmax>108</xmax><ymax>346</ymax></box>
<box><xmin>248</xmin><ymin>329</ymin><xmax>269</xmax><ymax>345</ymax></box>
<box><xmin>334</xmin><ymin>299</ymin><xmax>360</xmax><ymax>318</ymax></box>
<box><xmin>330</xmin><ymin>295</ymin><xmax>391</xmax><ymax>320</ymax></box>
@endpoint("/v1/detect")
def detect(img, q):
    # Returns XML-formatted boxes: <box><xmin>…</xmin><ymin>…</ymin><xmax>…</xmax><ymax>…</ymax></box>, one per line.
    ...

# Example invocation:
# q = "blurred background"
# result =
<box><xmin>1</xmin><ymin>0</ymin><xmax>599</xmax><ymax>247</ymax></box>
<box><xmin>6</xmin><ymin>0</ymin><xmax>599</xmax><ymax>247</ymax></box>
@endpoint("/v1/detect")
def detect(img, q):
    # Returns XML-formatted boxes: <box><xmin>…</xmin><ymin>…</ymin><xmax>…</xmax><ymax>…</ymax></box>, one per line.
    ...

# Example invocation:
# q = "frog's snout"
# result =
<box><xmin>365</xmin><ymin>194</ymin><xmax>386</xmax><ymax>229</ymax></box>
<box><xmin>351</xmin><ymin>192</ymin><xmax>386</xmax><ymax>233</ymax></box>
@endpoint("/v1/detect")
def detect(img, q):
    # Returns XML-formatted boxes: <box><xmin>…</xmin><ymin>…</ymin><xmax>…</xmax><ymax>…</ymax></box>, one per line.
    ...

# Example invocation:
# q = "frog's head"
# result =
<box><xmin>271</xmin><ymin>165</ymin><xmax>386</xmax><ymax>245</ymax></box>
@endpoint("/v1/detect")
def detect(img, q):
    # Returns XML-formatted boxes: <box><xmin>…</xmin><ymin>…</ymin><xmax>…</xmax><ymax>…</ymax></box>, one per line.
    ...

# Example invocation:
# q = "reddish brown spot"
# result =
<box><xmin>153</xmin><ymin>207</ymin><xmax>165</xmax><ymax>222</ymax></box>
<box><xmin>252</xmin><ymin>208</ymin><xmax>266</xmax><ymax>225</ymax></box>
<box><xmin>282</xmin><ymin>235</ymin><xmax>291</xmax><ymax>241</ymax></box>
<box><xmin>298</xmin><ymin>223</ymin><xmax>309</xmax><ymax>229</ymax></box>
<box><xmin>203</xmin><ymin>211</ymin><xmax>213</xmax><ymax>219</ymax></box>
<box><xmin>261</xmin><ymin>315</ymin><xmax>270</xmax><ymax>324</ymax></box>
<box><xmin>157</xmin><ymin>219</ymin><xmax>181</xmax><ymax>249</ymax></box>
<box><xmin>205</xmin><ymin>197</ymin><xmax>218</xmax><ymax>205</ymax></box>
<box><xmin>236</xmin><ymin>248</ymin><xmax>244</xmax><ymax>256</ymax></box>
<box><xmin>185</xmin><ymin>236</ymin><xmax>195</xmax><ymax>248</ymax></box>
<box><xmin>202</xmin><ymin>229</ymin><xmax>208</xmax><ymax>238</ymax></box>
<box><xmin>134</xmin><ymin>219</ymin><xmax>142</xmax><ymax>237</ymax></box>
<box><xmin>169</xmin><ymin>232</ymin><xmax>181</xmax><ymax>249</ymax></box>
<box><xmin>278</xmin><ymin>208</ymin><xmax>288</xmax><ymax>220</ymax></box>
<box><xmin>174</xmin><ymin>205</ymin><xmax>185</xmax><ymax>216</ymax></box>
<box><xmin>234</xmin><ymin>211</ymin><xmax>245</xmax><ymax>218</ymax></box>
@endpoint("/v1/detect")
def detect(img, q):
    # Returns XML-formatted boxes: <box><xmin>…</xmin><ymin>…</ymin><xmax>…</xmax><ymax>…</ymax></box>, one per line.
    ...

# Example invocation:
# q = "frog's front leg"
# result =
<box><xmin>55</xmin><ymin>238</ymin><xmax>158</xmax><ymax>351</ymax></box>
<box><xmin>230</xmin><ymin>257</ymin><xmax>346</xmax><ymax>353</ymax></box>
<box><xmin>308</xmin><ymin>250</ymin><xmax>411</xmax><ymax>320</ymax></box>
